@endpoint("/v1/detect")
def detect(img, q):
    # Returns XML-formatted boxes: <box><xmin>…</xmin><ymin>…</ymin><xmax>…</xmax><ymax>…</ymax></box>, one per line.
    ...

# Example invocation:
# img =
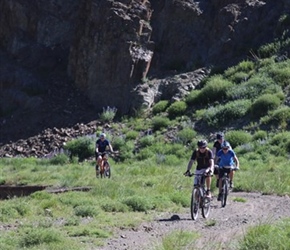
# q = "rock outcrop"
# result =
<box><xmin>1</xmin><ymin>0</ymin><xmax>290</xmax><ymax>116</ymax></box>
<box><xmin>1</xmin><ymin>0</ymin><xmax>290</xmax><ymax>156</ymax></box>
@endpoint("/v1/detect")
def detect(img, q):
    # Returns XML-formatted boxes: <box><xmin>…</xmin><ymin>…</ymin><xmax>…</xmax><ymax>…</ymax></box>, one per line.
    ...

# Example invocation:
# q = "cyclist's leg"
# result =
<box><xmin>217</xmin><ymin>168</ymin><xmax>224</xmax><ymax>200</ymax></box>
<box><xmin>229</xmin><ymin>168</ymin><xmax>234</xmax><ymax>188</ymax></box>
<box><xmin>194</xmin><ymin>169</ymin><xmax>204</xmax><ymax>186</ymax></box>
<box><xmin>214</xmin><ymin>164</ymin><xmax>219</xmax><ymax>187</ymax></box>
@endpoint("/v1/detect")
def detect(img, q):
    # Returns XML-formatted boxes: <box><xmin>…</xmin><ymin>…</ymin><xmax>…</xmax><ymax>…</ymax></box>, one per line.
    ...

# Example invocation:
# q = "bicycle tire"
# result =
<box><xmin>202</xmin><ymin>193</ymin><xmax>211</xmax><ymax>218</ymax></box>
<box><xmin>221</xmin><ymin>178</ymin><xmax>228</xmax><ymax>207</ymax></box>
<box><xmin>191</xmin><ymin>188</ymin><xmax>200</xmax><ymax>220</ymax></box>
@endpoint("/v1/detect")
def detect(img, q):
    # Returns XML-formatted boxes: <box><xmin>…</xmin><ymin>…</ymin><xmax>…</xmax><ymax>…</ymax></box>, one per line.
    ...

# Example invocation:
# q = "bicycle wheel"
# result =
<box><xmin>191</xmin><ymin>188</ymin><xmax>200</xmax><ymax>220</ymax></box>
<box><xmin>105</xmin><ymin>168</ymin><xmax>111</xmax><ymax>178</ymax></box>
<box><xmin>221</xmin><ymin>179</ymin><xmax>228</xmax><ymax>207</ymax></box>
<box><xmin>202</xmin><ymin>194</ymin><xmax>211</xmax><ymax>218</ymax></box>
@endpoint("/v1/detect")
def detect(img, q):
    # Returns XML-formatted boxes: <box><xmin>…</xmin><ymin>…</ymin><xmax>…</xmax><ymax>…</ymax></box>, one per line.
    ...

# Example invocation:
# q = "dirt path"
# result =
<box><xmin>99</xmin><ymin>192</ymin><xmax>290</xmax><ymax>250</ymax></box>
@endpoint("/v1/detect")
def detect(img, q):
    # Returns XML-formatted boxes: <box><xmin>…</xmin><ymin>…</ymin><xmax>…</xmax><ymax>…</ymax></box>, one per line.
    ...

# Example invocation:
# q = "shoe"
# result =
<box><xmin>217</xmin><ymin>193</ymin><xmax>222</xmax><ymax>201</ymax></box>
<box><xmin>216</xmin><ymin>179</ymin><xmax>219</xmax><ymax>188</ymax></box>
<box><xmin>229</xmin><ymin>181</ymin><xmax>233</xmax><ymax>189</ymax></box>
<box><xmin>206</xmin><ymin>190</ymin><xmax>211</xmax><ymax>198</ymax></box>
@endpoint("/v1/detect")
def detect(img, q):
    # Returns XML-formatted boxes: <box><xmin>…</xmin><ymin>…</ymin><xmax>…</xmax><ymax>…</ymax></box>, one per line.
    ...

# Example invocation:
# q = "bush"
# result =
<box><xmin>197</xmin><ymin>75</ymin><xmax>233</xmax><ymax>104</ymax></box>
<box><xmin>74</xmin><ymin>205</ymin><xmax>99</xmax><ymax>217</ymax></box>
<box><xmin>49</xmin><ymin>153</ymin><xmax>69</xmax><ymax>165</ymax></box>
<box><xmin>125</xmin><ymin>130</ymin><xmax>139</xmax><ymax>140</ymax></box>
<box><xmin>112</xmin><ymin>136</ymin><xmax>125</xmax><ymax>151</ymax></box>
<box><xmin>151</xmin><ymin>116</ymin><xmax>170</xmax><ymax>131</ymax></box>
<box><xmin>64</xmin><ymin>137</ymin><xmax>94</xmax><ymax>161</ymax></box>
<box><xmin>252</xmin><ymin>130</ymin><xmax>267</xmax><ymax>141</ymax></box>
<box><xmin>136</xmin><ymin>148</ymin><xmax>155</xmax><ymax>160</ymax></box>
<box><xmin>185</xmin><ymin>90</ymin><xmax>201</xmax><ymax>106</ymax></box>
<box><xmin>226</xmin><ymin>75</ymin><xmax>275</xmax><ymax>100</ymax></box>
<box><xmin>203</xmin><ymin>99</ymin><xmax>251</xmax><ymax>127</ymax></box>
<box><xmin>139</xmin><ymin>135</ymin><xmax>155</xmax><ymax>148</ymax></box>
<box><xmin>224</xmin><ymin>60</ymin><xmax>255</xmax><ymax>82</ymax></box>
<box><xmin>98</xmin><ymin>106</ymin><xmax>117</xmax><ymax>122</ymax></box>
<box><xmin>123</xmin><ymin>196</ymin><xmax>154</xmax><ymax>212</ymax></box>
<box><xmin>225</xmin><ymin>130</ymin><xmax>252</xmax><ymax>148</ymax></box>
<box><xmin>167</xmin><ymin>101</ymin><xmax>187</xmax><ymax>119</ymax></box>
<box><xmin>152</xmin><ymin>100</ymin><xmax>170</xmax><ymax>114</ymax></box>
<box><xmin>261</xmin><ymin>106</ymin><xmax>290</xmax><ymax>127</ymax></box>
<box><xmin>250</xmin><ymin>94</ymin><xmax>282</xmax><ymax>118</ymax></box>
<box><xmin>177</xmin><ymin>128</ymin><xmax>196</xmax><ymax>145</ymax></box>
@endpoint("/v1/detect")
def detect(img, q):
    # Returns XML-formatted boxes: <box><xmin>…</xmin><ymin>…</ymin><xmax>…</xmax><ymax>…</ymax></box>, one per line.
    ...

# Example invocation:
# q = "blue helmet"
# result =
<box><xmin>221</xmin><ymin>141</ymin><xmax>231</xmax><ymax>148</ymax></box>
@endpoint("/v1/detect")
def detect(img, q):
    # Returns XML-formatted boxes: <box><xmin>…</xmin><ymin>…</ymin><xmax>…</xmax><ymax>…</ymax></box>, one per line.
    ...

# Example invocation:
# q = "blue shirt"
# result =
<box><xmin>217</xmin><ymin>149</ymin><xmax>236</xmax><ymax>168</ymax></box>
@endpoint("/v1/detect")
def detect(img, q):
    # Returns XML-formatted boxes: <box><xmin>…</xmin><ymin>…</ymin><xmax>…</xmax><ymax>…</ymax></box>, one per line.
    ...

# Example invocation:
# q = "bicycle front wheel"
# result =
<box><xmin>191</xmin><ymin>188</ymin><xmax>200</xmax><ymax>220</ymax></box>
<box><xmin>202</xmin><ymin>195</ymin><xmax>211</xmax><ymax>218</ymax></box>
<box><xmin>221</xmin><ymin>179</ymin><xmax>228</xmax><ymax>207</ymax></box>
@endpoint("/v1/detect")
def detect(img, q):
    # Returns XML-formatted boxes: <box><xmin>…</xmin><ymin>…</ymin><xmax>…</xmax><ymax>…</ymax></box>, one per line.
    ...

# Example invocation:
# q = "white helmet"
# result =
<box><xmin>100</xmin><ymin>133</ymin><xmax>106</xmax><ymax>138</ymax></box>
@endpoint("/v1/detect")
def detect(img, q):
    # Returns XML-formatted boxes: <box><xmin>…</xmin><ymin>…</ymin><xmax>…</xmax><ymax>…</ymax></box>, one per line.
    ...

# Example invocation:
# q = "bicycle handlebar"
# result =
<box><xmin>184</xmin><ymin>171</ymin><xmax>212</xmax><ymax>177</ymax></box>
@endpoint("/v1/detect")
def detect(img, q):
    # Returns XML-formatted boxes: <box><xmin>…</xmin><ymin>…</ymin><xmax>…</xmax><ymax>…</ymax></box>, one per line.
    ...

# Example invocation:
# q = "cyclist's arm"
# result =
<box><xmin>108</xmin><ymin>143</ymin><xmax>113</xmax><ymax>152</ymax></box>
<box><xmin>208</xmin><ymin>158</ymin><xmax>214</xmax><ymax>173</ymax></box>
<box><xmin>212</xmin><ymin>147</ymin><xmax>216</xmax><ymax>158</ymax></box>
<box><xmin>186</xmin><ymin>159</ymin><xmax>195</xmax><ymax>172</ymax></box>
<box><xmin>234</xmin><ymin>155</ymin><xmax>239</xmax><ymax>169</ymax></box>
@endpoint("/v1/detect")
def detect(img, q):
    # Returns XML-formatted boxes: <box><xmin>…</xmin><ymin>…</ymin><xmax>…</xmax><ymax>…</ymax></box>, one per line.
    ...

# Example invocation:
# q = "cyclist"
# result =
<box><xmin>216</xmin><ymin>141</ymin><xmax>239</xmax><ymax>201</ymax></box>
<box><xmin>95</xmin><ymin>133</ymin><xmax>113</xmax><ymax>177</ymax></box>
<box><xmin>184</xmin><ymin>140</ymin><xmax>214</xmax><ymax>198</ymax></box>
<box><xmin>212</xmin><ymin>133</ymin><xmax>231</xmax><ymax>187</ymax></box>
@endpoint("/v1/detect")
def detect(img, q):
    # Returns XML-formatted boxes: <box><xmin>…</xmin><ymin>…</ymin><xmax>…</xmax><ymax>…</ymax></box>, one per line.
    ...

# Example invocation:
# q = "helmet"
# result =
<box><xmin>221</xmin><ymin>141</ymin><xmax>231</xmax><ymax>148</ymax></box>
<box><xmin>100</xmin><ymin>133</ymin><xmax>106</xmax><ymax>138</ymax></box>
<box><xmin>216</xmin><ymin>133</ymin><xmax>224</xmax><ymax>140</ymax></box>
<box><xmin>197</xmin><ymin>140</ymin><xmax>207</xmax><ymax>148</ymax></box>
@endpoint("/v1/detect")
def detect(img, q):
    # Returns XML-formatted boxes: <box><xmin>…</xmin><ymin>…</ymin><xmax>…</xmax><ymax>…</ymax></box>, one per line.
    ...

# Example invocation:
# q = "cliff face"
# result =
<box><xmin>1</xmin><ymin>0</ymin><xmax>289</xmax><ymax>116</ymax></box>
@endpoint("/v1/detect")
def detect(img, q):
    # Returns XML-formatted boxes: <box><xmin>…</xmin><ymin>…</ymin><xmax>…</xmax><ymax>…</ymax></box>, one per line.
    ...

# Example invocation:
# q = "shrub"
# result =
<box><xmin>177</xmin><ymin>128</ymin><xmax>196</xmax><ymax>145</ymax></box>
<box><xmin>64</xmin><ymin>137</ymin><xmax>94</xmax><ymax>161</ymax></box>
<box><xmin>197</xmin><ymin>75</ymin><xmax>233</xmax><ymax>104</ymax></box>
<box><xmin>123</xmin><ymin>196</ymin><xmax>154</xmax><ymax>212</ymax></box>
<box><xmin>98</xmin><ymin>106</ymin><xmax>117</xmax><ymax>122</ymax></box>
<box><xmin>269</xmin><ymin>64</ymin><xmax>290</xmax><ymax>88</ymax></box>
<box><xmin>19</xmin><ymin>228</ymin><xmax>63</xmax><ymax>247</ymax></box>
<box><xmin>125</xmin><ymin>130</ymin><xmax>139</xmax><ymax>140</ymax></box>
<box><xmin>139</xmin><ymin>135</ymin><xmax>155</xmax><ymax>148</ymax></box>
<box><xmin>136</xmin><ymin>148</ymin><xmax>155</xmax><ymax>160</ymax></box>
<box><xmin>250</xmin><ymin>94</ymin><xmax>282</xmax><ymax>118</ymax></box>
<box><xmin>151</xmin><ymin>116</ymin><xmax>170</xmax><ymax>131</ymax></box>
<box><xmin>74</xmin><ymin>205</ymin><xmax>99</xmax><ymax>217</ymax></box>
<box><xmin>225</xmin><ymin>130</ymin><xmax>252</xmax><ymax>148</ymax></box>
<box><xmin>226</xmin><ymin>75</ymin><xmax>275</xmax><ymax>100</ymax></box>
<box><xmin>261</xmin><ymin>106</ymin><xmax>290</xmax><ymax>126</ymax></box>
<box><xmin>185</xmin><ymin>89</ymin><xmax>201</xmax><ymax>106</ymax></box>
<box><xmin>152</xmin><ymin>100</ymin><xmax>170</xmax><ymax>114</ymax></box>
<box><xmin>252</xmin><ymin>130</ymin><xmax>267</xmax><ymax>141</ymax></box>
<box><xmin>49</xmin><ymin>153</ymin><xmax>69</xmax><ymax>165</ymax></box>
<box><xmin>167</xmin><ymin>101</ymin><xmax>187</xmax><ymax>119</ymax></box>
<box><xmin>224</xmin><ymin>60</ymin><xmax>255</xmax><ymax>81</ymax></box>
<box><xmin>112</xmin><ymin>136</ymin><xmax>125</xmax><ymax>151</ymax></box>
<box><xmin>203</xmin><ymin>99</ymin><xmax>251</xmax><ymax>127</ymax></box>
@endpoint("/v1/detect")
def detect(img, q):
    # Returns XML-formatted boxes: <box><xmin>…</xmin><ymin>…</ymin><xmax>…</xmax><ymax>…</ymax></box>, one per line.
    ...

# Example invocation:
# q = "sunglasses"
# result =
<box><xmin>222</xmin><ymin>147</ymin><xmax>229</xmax><ymax>150</ymax></box>
<box><xmin>199</xmin><ymin>146</ymin><xmax>206</xmax><ymax>149</ymax></box>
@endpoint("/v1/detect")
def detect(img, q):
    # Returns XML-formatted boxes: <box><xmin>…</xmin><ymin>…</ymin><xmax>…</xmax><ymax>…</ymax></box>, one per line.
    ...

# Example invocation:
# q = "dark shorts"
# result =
<box><xmin>214</xmin><ymin>165</ymin><xmax>219</xmax><ymax>175</ymax></box>
<box><xmin>218</xmin><ymin>168</ymin><xmax>231</xmax><ymax>179</ymax></box>
<box><xmin>95</xmin><ymin>152</ymin><xmax>106</xmax><ymax>160</ymax></box>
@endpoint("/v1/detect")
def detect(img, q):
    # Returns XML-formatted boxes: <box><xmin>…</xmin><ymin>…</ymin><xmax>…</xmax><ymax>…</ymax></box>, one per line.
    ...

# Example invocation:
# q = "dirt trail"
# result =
<box><xmin>99</xmin><ymin>192</ymin><xmax>290</xmax><ymax>250</ymax></box>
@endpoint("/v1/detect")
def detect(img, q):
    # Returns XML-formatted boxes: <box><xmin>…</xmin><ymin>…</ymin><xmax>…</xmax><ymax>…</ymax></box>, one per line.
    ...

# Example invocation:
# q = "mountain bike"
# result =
<box><xmin>96</xmin><ymin>152</ymin><xmax>111</xmax><ymax>178</ymax></box>
<box><xmin>100</xmin><ymin>152</ymin><xmax>111</xmax><ymax>178</ymax></box>
<box><xmin>220</xmin><ymin>167</ymin><xmax>238</xmax><ymax>207</ymax></box>
<box><xmin>185</xmin><ymin>172</ymin><xmax>211</xmax><ymax>220</ymax></box>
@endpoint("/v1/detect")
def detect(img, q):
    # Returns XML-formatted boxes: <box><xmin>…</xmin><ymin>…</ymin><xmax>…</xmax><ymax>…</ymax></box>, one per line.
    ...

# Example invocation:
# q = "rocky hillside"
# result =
<box><xmin>1</xmin><ymin>0</ymin><xmax>290</xmax><ymax>156</ymax></box>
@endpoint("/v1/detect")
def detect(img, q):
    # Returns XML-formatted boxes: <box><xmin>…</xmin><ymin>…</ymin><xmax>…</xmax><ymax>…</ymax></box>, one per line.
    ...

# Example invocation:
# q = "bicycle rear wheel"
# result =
<box><xmin>191</xmin><ymin>188</ymin><xmax>200</xmax><ymax>220</ymax></box>
<box><xmin>221</xmin><ymin>179</ymin><xmax>228</xmax><ymax>207</ymax></box>
<box><xmin>202</xmin><ymin>195</ymin><xmax>211</xmax><ymax>218</ymax></box>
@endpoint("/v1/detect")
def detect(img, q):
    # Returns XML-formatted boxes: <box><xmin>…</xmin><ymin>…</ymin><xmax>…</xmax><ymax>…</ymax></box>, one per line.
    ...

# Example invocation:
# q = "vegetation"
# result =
<box><xmin>2</xmin><ymin>37</ymin><xmax>290</xmax><ymax>249</ymax></box>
